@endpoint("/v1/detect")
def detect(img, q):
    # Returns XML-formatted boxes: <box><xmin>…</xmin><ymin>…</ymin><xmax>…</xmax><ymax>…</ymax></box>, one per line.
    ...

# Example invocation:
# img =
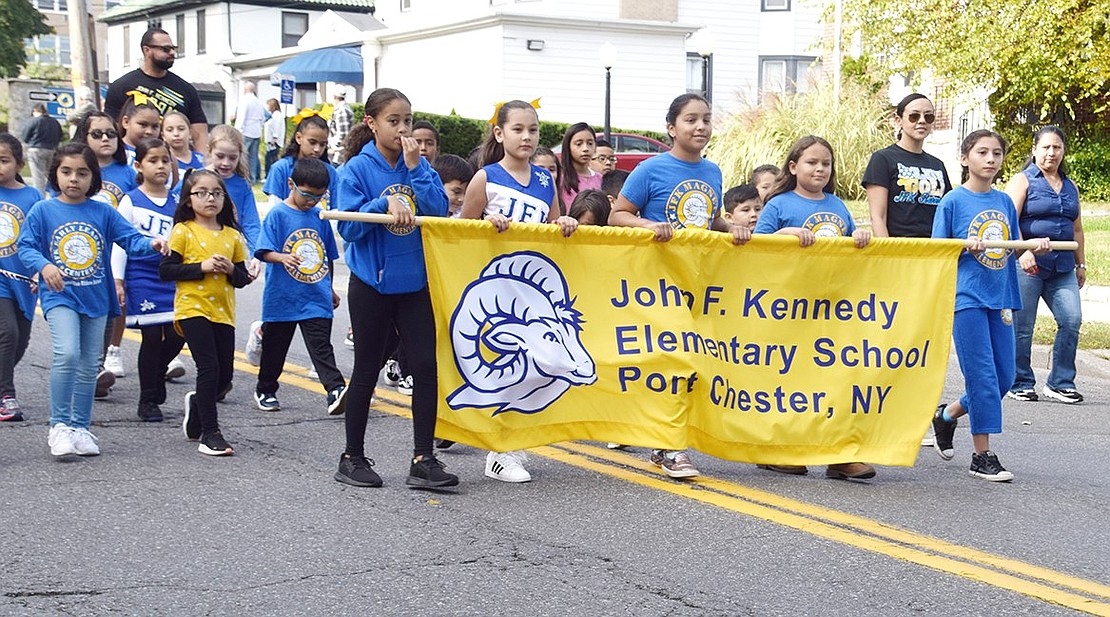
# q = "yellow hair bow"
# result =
<box><xmin>291</xmin><ymin>106</ymin><xmax>333</xmax><ymax>126</ymax></box>
<box><xmin>126</xmin><ymin>90</ymin><xmax>152</xmax><ymax>106</ymax></box>
<box><xmin>488</xmin><ymin>98</ymin><xmax>542</xmax><ymax>125</ymax></box>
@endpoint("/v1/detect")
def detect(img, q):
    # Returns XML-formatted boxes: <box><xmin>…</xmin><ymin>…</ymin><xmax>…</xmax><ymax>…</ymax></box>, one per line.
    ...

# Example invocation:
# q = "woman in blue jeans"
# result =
<box><xmin>1004</xmin><ymin>126</ymin><xmax>1085</xmax><ymax>404</ymax></box>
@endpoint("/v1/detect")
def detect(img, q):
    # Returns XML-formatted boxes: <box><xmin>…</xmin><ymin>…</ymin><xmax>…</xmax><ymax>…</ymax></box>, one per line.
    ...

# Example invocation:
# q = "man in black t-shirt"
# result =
<box><xmin>104</xmin><ymin>27</ymin><xmax>209</xmax><ymax>153</ymax></box>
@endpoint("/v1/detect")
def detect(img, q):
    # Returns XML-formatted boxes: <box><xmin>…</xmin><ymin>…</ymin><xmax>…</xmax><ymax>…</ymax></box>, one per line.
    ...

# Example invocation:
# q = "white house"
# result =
<box><xmin>100</xmin><ymin>0</ymin><xmax>832</xmax><ymax>133</ymax></box>
<box><xmin>98</xmin><ymin>0</ymin><xmax>378</xmax><ymax>123</ymax></box>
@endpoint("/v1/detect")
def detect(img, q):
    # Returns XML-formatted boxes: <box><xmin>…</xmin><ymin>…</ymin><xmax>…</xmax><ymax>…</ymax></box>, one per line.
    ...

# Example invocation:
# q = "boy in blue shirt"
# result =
<box><xmin>253</xmin><ymin>157</ymin><xmax>347</xmax><ymax>415</ymax></box>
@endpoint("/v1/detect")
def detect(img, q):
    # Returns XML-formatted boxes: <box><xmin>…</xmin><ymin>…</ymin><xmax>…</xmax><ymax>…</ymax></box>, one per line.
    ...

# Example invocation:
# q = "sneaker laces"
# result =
<box><xmin>349</xmin><ymin>454</ymin><xmax>375</xmax><ymax>470</ymax></box>
<box><xmin>505</xmin><ymin>450</ymin><xmax>529</xmax><ymax>465</ymax></box>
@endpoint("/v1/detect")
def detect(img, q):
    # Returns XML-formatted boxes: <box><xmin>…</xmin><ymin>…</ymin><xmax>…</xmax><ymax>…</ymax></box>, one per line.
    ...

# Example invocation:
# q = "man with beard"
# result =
<box><xmin>105</xmin><ymin>28</ymin><xmax>209</xmax><ymax>153</ymax></box>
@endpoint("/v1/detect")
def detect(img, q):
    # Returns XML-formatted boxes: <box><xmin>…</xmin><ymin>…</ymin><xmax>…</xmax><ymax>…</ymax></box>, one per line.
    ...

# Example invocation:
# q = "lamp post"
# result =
<box><xmin>599</xmin><ymin>42</ymin><xmax>617</xmax><ymax>143</ymax></box>
<box><xmin>697</xmin><ymin>32</ymin><xmax>714</xmax><ymax>103</ymax></box>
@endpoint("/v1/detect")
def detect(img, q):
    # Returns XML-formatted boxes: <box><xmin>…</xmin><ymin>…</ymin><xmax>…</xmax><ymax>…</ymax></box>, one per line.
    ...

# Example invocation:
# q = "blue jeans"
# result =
<box><xmin>45</xmin><ymin>307</ymin><xmax>107</xmax><ymax>429</ymax></box>
<box><xmin>244</xmin><ymin>136</ymin><xmax>261</xmax><ymax>184</ymax></box>
<box><xmin>1011</xmin><ymin>269</ymin><xmax>1081</xmax><ymax>391</ymax></box>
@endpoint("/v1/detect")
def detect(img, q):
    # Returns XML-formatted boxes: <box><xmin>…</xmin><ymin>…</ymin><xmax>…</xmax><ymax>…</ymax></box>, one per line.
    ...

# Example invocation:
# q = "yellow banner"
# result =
<box><xmin>422</xmin><ymin>219</ymin><xmax>962</xmax><ymax>466</ymax></box>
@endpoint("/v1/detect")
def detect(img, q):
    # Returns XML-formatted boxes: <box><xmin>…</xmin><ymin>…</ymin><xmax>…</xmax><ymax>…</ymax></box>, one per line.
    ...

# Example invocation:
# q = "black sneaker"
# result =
<box><xmin>182</xmin><ymin>391</ymin><xmax>200</xmax><ymax>441</ymax></box>
<box><xmin>198</xmin><ymin>430</ymin><xmax>234</xmax><ymax>456</ymax></box>
<box><xmin>334</xmin><ymin>453</ymin><xmax>382</xmax><ymax>487</ymax></box>
<box><xmin>1042</xmin><ymin>385</ymin><xmax>1083</xmax><ymax>404</ymax></box>
<box><xmin>217</xmin><ymin>381</ymin><xmax>233</xmax><ymax>402</ymax></box>
<box><xmin>137</xmin><ymin>401</ymin><xmax>164</xmax><ymax>423</ymax></box>
<box><xmin>1005</xmin><ymin>388</ymin><xmax>1038</xmax><ymax>402</ymax></box>
<box><xmin>970</xmin><ymin>451</ymin><xmax>1014</xmax><ymax>482</ymax></box>
<box><xmin>326</xmin><ymin>385</ymin><xmax>347</xmax><ymax>416</ymax></box>
<box><xmin>254</xmin><ymin>391</ymin><xmax>280</xmax><ymax>412</ymax></box>
<box><xmin>95</xmin><ymin>369</ymin><xmax>115</xmax><ymax>399</ymax></box>
<box><xmin>406</xmin><ymin>455</ymin><xmax>459</xmax><ymax>489</ymax></box>
<box><xmin>932</xmin><ymin>404</ymin><xmax>957</xmax><ymax>461</ymax></box>
<box><xmin>435</xmin><ymin>439</ymin><xmax>455</xmax><ymax>449</ymax></box>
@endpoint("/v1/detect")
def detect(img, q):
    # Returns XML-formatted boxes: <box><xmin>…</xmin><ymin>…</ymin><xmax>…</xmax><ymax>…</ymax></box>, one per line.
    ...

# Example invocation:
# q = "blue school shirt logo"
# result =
<box><xmin>282</xmin><ymin>228</ymin><xmax>328</xmax><ymax>283</ymax></box>
<box><xmin>446</xmin><ymin>251</ymin><xmax>597</xmax><ymax>415</ymax></box>
<box><xmin>93</xmin><ymin>181</ymin><xmax>126</xmax><ymax>209</ymax></box>
<box><xmin>381</xmin><ymin>184</ymin><xmax>417</xmax><ymax>237</ymax></box>
<box><xmin>803</xmin><ymin>212</ymin><xmax>849</xmax><ymax>237</ymax></box>
<box><xmin>51</xmin><ymin>222</ymin><xmax>103</xmax><ymax>280</ymax></box>
<box><xmin>0</xmin><ymin>203</ymin><xmax>24</xmax><ymax>258</ymax></box>
<box><xmin>967</xmin><ymin>209</ymin><xmax>1011</xmax><ymax>270</ymax></box>
<box><xmin>665</xmin><ymin>179</ymin><xmax>717</xmax><ymax>229</ymax></box>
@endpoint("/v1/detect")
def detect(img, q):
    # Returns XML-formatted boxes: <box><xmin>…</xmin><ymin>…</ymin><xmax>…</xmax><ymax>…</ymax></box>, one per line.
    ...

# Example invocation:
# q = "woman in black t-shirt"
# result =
<box><xmin>863</xmin><ymin>93</ymin><xmax>953</xmax><ymax>238</ymax></box>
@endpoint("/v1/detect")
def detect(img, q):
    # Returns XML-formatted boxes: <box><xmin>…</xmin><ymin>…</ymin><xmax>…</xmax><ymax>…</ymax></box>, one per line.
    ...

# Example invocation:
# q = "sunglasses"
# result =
<box><xmin>906</xmin><ymin>111</ymin><xmax>936</xmax><ymax>124</ymax></box>
<box><xmin>190</xmin><ymin>189</ymin><xmax>226</xmax><ymax>200</ymax></box>
<box><xmin>89</xmin><ymin>129</ymin><xmax>119</xmax><ymax>140</ymax></box>
<box><xmin>292</xmin><ymin>186</ymin><xmax>326</xmax><ymax>203</ymax></box>
<box><xmin>146</xmin><ymin>44</ymin><xmax>178</xmax><ymax>53</ymax></box>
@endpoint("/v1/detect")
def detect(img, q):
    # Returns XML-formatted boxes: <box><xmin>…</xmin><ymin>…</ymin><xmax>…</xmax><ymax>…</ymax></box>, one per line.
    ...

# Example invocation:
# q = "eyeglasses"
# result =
<box><xmin>190</xmin><ymin>189</ymin><xmax>225</xmax><ymax>200</ymax></box>
<box><xmin>292</xmin><ymin>186</ymin><xmax>326</xmax><ymax>203</ymax></box>
<box><xmin>592</xmin><ymin>155</ymin><xmax>616</xmax><ymax>162</ymax></box>
<box><xmin>89</xmin><ymin>129</ymin><xmax>119</xmax><ymax>140</ymax></box>
<box><xmin>145</xmin><ymin>44</ymin><xmax>178</xmax><ymax>53</ymax></box>
<box><xmin>906</xmin><ymin>111</ymin><xmax>936</xmax><ymax>124</ymax></box>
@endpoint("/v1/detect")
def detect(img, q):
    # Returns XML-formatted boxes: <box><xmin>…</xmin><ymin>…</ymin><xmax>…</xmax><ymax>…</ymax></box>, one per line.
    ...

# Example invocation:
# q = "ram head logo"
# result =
<box><xmin>447</xmin><ymin>251</ymin><xmax>596</xmax><ymax>415</ymax></box>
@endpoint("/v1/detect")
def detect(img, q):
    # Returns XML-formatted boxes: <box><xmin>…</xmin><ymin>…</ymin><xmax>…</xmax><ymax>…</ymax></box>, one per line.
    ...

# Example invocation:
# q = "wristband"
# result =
<box><xmin>1076</xmin><ymin>264</ymin><xmax>1087</xmax><ymax>270</ymax></box>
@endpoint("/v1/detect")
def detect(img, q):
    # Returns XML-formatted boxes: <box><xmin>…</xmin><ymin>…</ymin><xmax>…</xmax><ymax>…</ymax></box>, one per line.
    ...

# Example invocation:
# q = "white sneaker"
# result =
<box><xmin>485</xmin><ymin>450</ymin><xmax>532</xmax><ymax>483</ymax></box>
<box><xmin>245</xmin><ymin>321</ymin><xmax>263</xmax><ymax>366</ymax></box>
<box><xmin>165</xmin><ymin>356</ymin><xmax>186</xmax><ymax>381</ymax></box>
<box><xmin>397</xmin><ymin>375</ymin><xmax>413</xmax><ymax>396</ymax></box>
<box><xmin>48</xmin><ymin>423</ymin><xmax>76</xmax><ymax>456</ymax></box>
<box><xmin>382</xmin><ymin>359</ymin><xmax>401</xmax><ymax>387</ymax></box>
<box><xmin>70</xmin><ymin>428</ymin><xmax>100</xmax><ymax>456</ymax></box>
<box><xmin>105</xmin><ymin>345</ymin><xmax>125</xmax><ymax>377</ymax></box>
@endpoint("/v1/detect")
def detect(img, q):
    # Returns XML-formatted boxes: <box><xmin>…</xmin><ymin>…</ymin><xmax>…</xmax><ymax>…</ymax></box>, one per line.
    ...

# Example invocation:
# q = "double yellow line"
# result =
<box><xmin>136</xmin><ymin>331</ymin><xmax>1110</xmax><ymax>615</ymax></box>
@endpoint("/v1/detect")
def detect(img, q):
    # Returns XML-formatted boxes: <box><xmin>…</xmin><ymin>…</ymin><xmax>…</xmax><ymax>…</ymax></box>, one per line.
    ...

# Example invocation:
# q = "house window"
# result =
<box><xmin>401</xmin><ymin>0</ymin><xmax>412</xmax><ymax>10</ymax></box>
<box><xmin>759</xmin><ymin>55</ymin><xmax>819</xmax><ymax>99</ymax></box>
<box><xmin>25</xmin><ymin>34</ymin><xmax>70</xmax><ymax>66</ymax></box>
<box><xmin>147</xmin><ymin>18</ymin><xmax>162</xmax><ymax>30</ymax></box>
<box><xmin>197</xmin><ymin>9</ymin><xmax>206</xmax><ymax>54</ymax></box>
<box><xmin>123</xmin><ymin>24</ymin><xmax>130</xmax><ymax>66</ymax></box>
<box><xmin>35</xmin><ymin>0</ymin><xmax>67</xmax><ymax>11</ymax></box>
<box><xmin>176</xmin><ymin>14</ymin><xmax>186</xmax><ymax>57</ymax></box>
<box><xmin>761</xmin><ymin>0</ymin><xmax>790</xmax><ymax>10</ymax></box>
<box><xmin>282</xmin><ymin>12</ymin><xmax>309</xmax><ymax>48</ymax></box>
<box><xmin>105</xmin><ymin>0</ymin><xmax>122</xmax><ymax>7</ymax></box>
<box><xmin>686</xmin><ymin>52</ymin><xmax>713</xmax><ymax>100</ymax></box>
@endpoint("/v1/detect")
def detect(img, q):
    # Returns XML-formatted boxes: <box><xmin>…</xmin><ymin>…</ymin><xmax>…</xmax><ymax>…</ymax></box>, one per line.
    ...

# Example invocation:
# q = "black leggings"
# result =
<box><xmin>345</xmin><ymin>275</ymin><xmax>437</xmax><ymax>458</ymax></box>
<box><xmin>178</xmin><ymin>317</ymin><xmax>234</xmax><ymax>434</ymax></box>
<box><xmin>0</xmin><ymin>298</ymin><xmax>31</xmax><ymax>399</ymax></box>
<box><xmin>138</xmin><ymin>323</ymin><xmax>186</xmax><ymax>405</ymax></box>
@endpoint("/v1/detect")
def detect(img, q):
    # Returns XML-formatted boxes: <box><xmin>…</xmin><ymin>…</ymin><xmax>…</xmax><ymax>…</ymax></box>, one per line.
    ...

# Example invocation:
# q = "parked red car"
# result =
<box><xmin>601</xmin><ymin>132</ymin><xmax>671</xmax><ymax>172</ymax></box>
<box><xmin>552</xmin><ymin>132</ymin><xmax>671</xmax><ymax>172</ymax></box>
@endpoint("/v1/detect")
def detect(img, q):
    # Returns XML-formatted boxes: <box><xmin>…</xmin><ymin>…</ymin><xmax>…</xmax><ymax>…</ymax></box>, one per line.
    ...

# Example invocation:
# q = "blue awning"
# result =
<box><xmin>275</xmin><ymin>46</ymin><xmax>363</xmax><ymax>85</ymax></box>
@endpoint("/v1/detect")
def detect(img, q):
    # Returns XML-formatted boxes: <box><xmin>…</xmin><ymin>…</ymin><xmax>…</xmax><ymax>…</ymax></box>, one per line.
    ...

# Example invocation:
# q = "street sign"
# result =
<box><xmin>28</xmin><ymin>91</ymin><xmax>56</xmax><ymax>102</ymax></box>
<box><xmin>280</xmin><ymin>79</ymin><xmax>295</xmax><ymax>105</ymax></box>
<box><xmin>27</xmin><ymin>86</ymin><xmax>108</xmax><ymax>121</ymax></box>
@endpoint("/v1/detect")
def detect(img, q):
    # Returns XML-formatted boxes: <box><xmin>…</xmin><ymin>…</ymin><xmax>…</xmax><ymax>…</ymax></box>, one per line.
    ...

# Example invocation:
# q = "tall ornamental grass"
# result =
<box><xmin>707</xmin><ymin>80</ymin><xmax>890</xmax><ymax>200</ymax></box>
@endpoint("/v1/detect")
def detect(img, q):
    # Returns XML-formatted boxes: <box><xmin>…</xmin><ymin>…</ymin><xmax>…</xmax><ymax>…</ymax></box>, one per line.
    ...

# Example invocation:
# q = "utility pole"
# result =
<box><xmin>67</xmin><ymin>0</ymin><xmax>99</xmax><ymax>105</ymax></box>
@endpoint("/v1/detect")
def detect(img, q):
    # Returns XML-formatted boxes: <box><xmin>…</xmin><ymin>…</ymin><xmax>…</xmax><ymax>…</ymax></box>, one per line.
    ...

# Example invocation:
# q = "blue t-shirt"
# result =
<box><xmin>176</xmin><ymin>151</ymin><xmax>205</xmax><ymax>178</ymax></box>
<box><xmin>263</xmin><ymin>156</ymin><xmax>340</xmax><ymax>210</ymax></box>
<box><xmin>755</xmin><ymin>191</ymin><xmax>857</xmax><ymax>237</ymax></box>
<box><xmin>18</xmin><ymin>197</ymin><xmax>156</xmax><ymax>318</ymax></box>
<box><xmin>482</xmin><ymin>162</ymin><xmax>556</xmax><ymax>223</ymax></box>
<box><xmin>0</xmin><ymin>185</ymin><xmax>43</xmax><ymax>321</ymax></box>
<box><xmin>256</xmin><ymin>202</ymin><xmax>339</xmax><ymax>322</ymax></box>
<box><xmin>124</xmin><ymin>143</ymin><xmax>137</xmax><ymax>166</ymax></box>
<box><xmin>932</xmin><ymin>186</ymin><xmax>1022</xmax><ymax>311</ymax></box>
<box><xmin>222</xmin><ymin>173</ymin><xmax>262</xmax><ymax>256</ymax></box>
<box><xmin>115</xmin><ymin>188</ymin><xmax>176</xmax><ymax>326</ymax></box>
<box><xmin>618</xmin><ymin>152</ymin><xmax>722</xmax><ymax>229</ymax></box>
<box><xmin>97</xmin><ymin>161</ymin><xmax>138</xmax><ymax>209</ymax></box>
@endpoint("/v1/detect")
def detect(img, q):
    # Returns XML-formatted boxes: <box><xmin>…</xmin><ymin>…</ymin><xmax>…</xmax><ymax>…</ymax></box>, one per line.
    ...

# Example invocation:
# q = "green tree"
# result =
<box><xmin>841</xmin><ymin>0</ymin><xmax>1110</xmax><ymax>123</ymax></box>
<box><xmin>0</xmin><ymin>0</ymin><xmax>52</xmax><ymax>78</ymax></box>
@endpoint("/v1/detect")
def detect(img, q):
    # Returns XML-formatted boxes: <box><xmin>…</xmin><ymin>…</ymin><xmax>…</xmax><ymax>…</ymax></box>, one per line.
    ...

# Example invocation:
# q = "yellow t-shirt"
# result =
<box><xmin>168</xmin><ymin>220</ymin><xmax>247</xmax><ymax>327</ymax></box>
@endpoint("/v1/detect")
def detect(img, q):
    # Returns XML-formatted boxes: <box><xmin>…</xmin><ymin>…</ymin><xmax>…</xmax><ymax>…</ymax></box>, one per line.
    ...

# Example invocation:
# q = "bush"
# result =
<box><xmin>351</xmin><ymin>103</ymin><xmax>667</xmax><ymax>158</ymax></box>
<box><xmin>705</xmin><ymin>80</ymin><xmax>890</xmax><ymax>200</ymax></box>
<box><xmin>1062</xmin><ymin>135</ymin><xmax>1110</xmax><ymax>201</ymax></box>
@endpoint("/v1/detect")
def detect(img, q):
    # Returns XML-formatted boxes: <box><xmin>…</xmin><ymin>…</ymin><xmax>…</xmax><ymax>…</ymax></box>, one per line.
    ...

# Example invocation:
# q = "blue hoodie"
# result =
<box><xmin>336</xmin><ymin>140</ymin><xmax>447</xmax><ymax>294</ymax></box>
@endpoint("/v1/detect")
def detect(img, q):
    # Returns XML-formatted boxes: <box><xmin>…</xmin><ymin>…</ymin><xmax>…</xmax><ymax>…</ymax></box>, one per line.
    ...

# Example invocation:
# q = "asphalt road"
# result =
<box><xmin>2</xmin><ymin>264</ymin><xmax>1109</xmax><ymax>616</ymax></box>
